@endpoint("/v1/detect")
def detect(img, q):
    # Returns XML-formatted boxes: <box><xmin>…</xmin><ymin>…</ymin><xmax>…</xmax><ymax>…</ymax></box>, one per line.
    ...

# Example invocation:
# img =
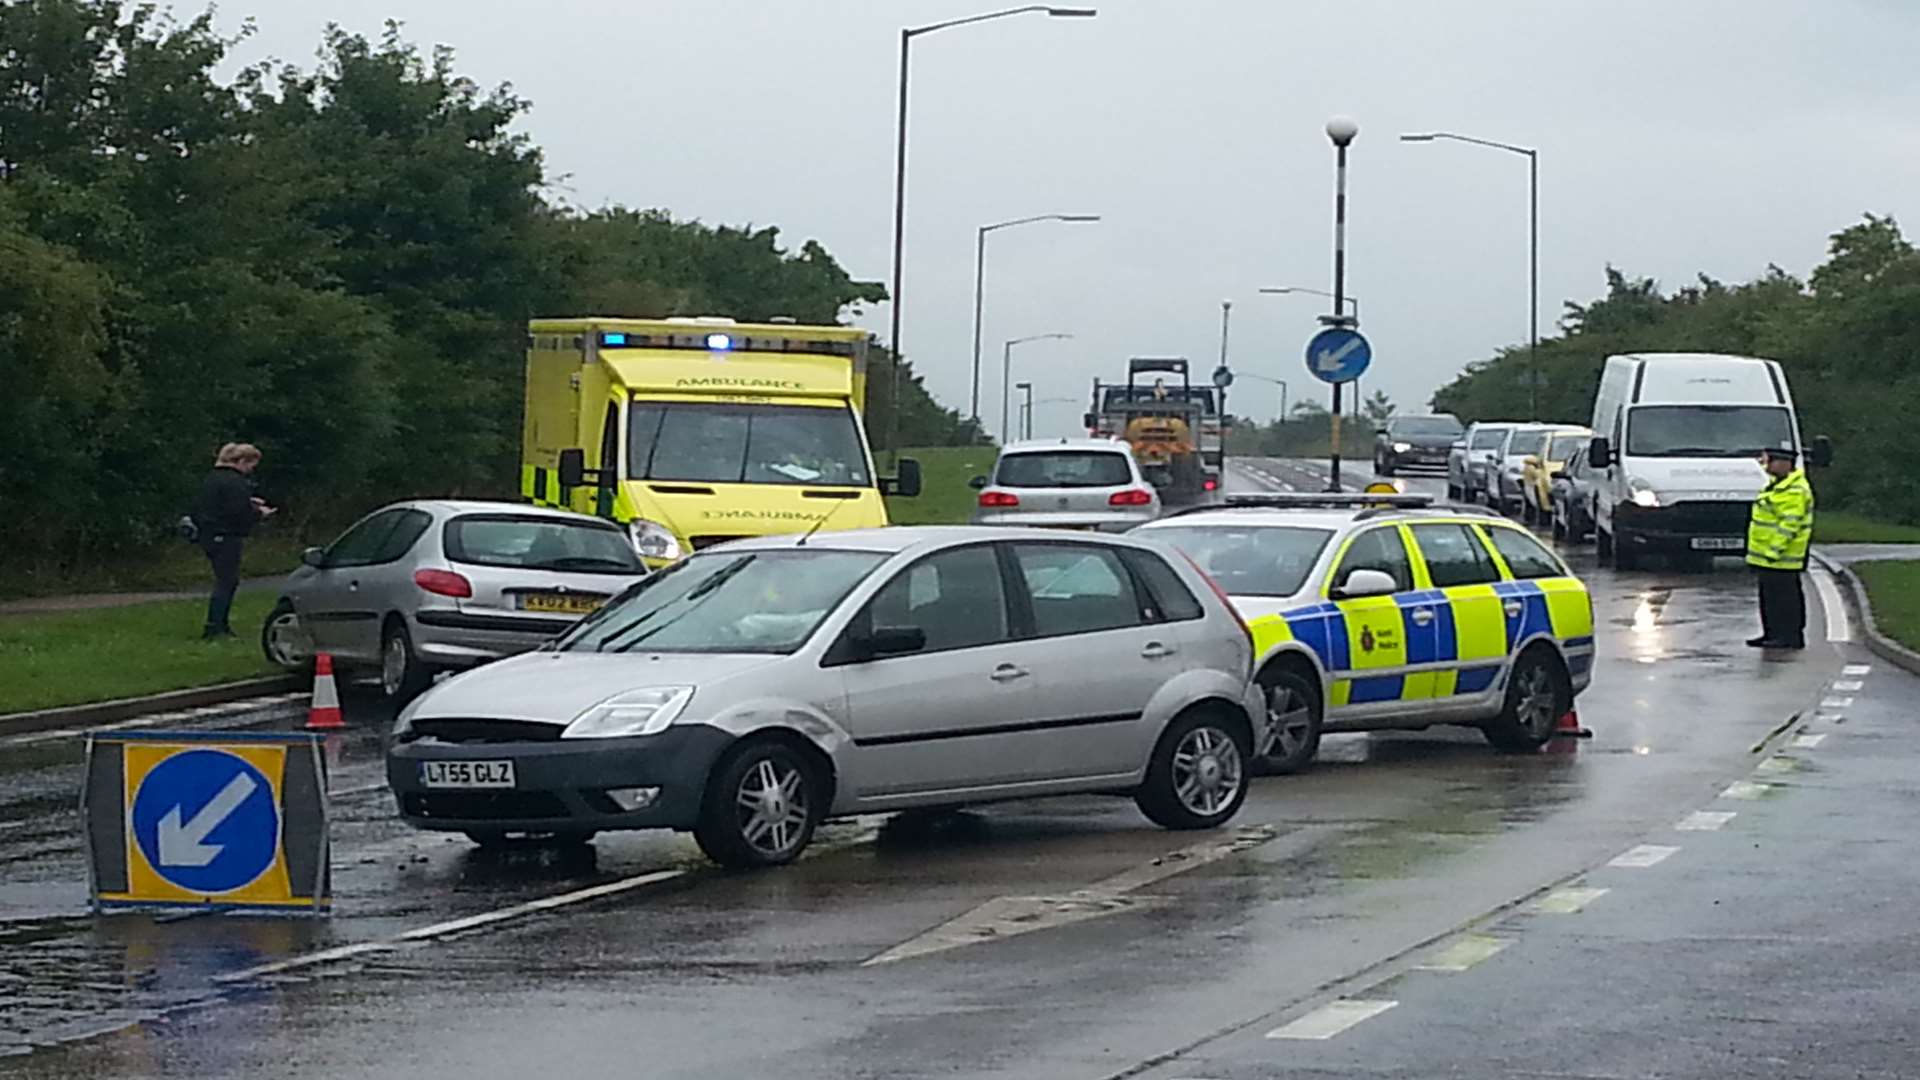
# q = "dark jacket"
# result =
<box><xmin>192</xmin><ymin>467</ymin><xmax>257</xmax><ymax>539</ymax></box>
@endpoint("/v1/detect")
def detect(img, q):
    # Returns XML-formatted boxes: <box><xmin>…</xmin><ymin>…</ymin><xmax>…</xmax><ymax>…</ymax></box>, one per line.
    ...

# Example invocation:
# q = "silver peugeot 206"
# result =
<box><xmin>386</xmin><ymin>526</ymin><xmax>1266</xmax><ymax>867</ymax></box>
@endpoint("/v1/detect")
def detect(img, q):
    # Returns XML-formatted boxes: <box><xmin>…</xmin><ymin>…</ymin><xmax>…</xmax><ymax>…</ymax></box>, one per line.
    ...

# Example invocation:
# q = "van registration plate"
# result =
<box><xmin>1690</xmin><ymin>537</ymin><xmax>1744</xmax><ymax>551</ymax></box>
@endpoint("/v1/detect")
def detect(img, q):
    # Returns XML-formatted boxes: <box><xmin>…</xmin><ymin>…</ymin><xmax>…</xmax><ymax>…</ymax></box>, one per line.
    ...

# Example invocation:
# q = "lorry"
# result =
<box><xmin>1586</xmin><ymin>352</ymin><xmax>1830</xmax><ymax>569</ymax></box>
<box><xmin>1088</xmin><ymin>361</ymin><xmax>1224</xmax><ymax>476</ymax></box>
<box><xmin>1086</xmin><ymin>358</ymin><xmax>1212</xmax><ymax>502</ymax></box>
<box><xmin>522</xmin><ymin>316</ymin><xmax>920</xmax><ymax>566</ymax></box>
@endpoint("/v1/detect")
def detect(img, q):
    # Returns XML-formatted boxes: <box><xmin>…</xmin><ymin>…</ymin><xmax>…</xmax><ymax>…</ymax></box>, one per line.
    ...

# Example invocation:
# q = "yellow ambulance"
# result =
<box><xmin>522</xmin><ymin>317</ymin><xmax>919</xmax><ymax>565</ymax></box>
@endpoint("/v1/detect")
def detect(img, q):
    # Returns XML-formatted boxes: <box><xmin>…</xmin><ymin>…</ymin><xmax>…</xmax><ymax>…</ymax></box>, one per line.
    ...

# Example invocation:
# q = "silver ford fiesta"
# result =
<box><xmin>386</xmin><ymin>526</ymin><xmax>1266</xmax><ymax>867</ymax></box>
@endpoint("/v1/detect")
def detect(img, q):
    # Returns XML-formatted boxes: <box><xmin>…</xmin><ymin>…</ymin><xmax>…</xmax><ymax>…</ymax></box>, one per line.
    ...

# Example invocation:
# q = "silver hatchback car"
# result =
<box><xmin>971</xmin><ymin>438</ymin><xmax>1161</xmax><ymax>532</ymax></box>
<box><xmin>387</xmin><ymin>526</ymin><xmax>1264</xmax><ymax>866</ymax></box>
<box><xmin>263</xmin><ymin>500</ymin><xmax>647</xmax><ymax>701</ymax></box>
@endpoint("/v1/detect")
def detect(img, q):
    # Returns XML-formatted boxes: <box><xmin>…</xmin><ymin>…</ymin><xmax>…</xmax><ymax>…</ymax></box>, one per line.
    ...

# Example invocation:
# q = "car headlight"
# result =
<box><xmin>626</xmin><ymin>519</ymin><xmax>683</xmax><ymax>562</ymax></box>
<box><xmin>392</xmin><ymin>694</ymin><xmax>427</xmax><ymax>739</ymax></box>
<box><xmin>1628</xmin><ymin>477</ymin><xmax>1661</xmax><ymax>508</ymax></box>
<box><xmin>1392</xmin><ymin>441</ymin><xmax>1411</xmax><ymax>452</ymax></box>
<box><xmin>563</xmin><ymin>686</ymin><xmax>694</xmax><ymax>739</ymax></box>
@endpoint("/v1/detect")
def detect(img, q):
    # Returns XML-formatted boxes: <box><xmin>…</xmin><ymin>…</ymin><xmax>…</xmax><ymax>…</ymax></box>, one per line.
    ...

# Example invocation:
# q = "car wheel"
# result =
<box><xmin>694</xmin><ymin>738</ymin><xmax>823</xmax><ymax>868</ymax></box>
<box><xmin>1613</xmin><ymin>528</ymin><xmax>1642</xmax><ymax>570</ymax></box>
<box><xmin>1596</xmin><ymin>524</ymin><xmax>1615</xmax><ymax>562</ymax></box>
<box><xmin>261</xmin><ymin>599</ymin><xmax>313</xmax><ymax>674</ymax></box>
<box><xmin>380</xmin><ymin>619</ymin><xmax>433</xmax><ymax>703</ymax></box>
<box><xmin>1550</xmin><ymin>506</ymin><xmax>1567</xmax><ymax>541</ymax></box>
<box><xmin>1254</xmin><ymin>665</ymin><xmax>1323</xmax><ymax>775</ymax></box>
<box><xmin>1376</xmin><ymin>456</ymin><xmax>1395</xmax><ymax>477</ymax></box>
<box><xmin>1135</xmin><ymin>708</ymin><xmax>1251</xmax><ymax>830</ymax></box>
<box><xmin>1480</xmin><ymin>646</ymin><xmax>1571</xmax><ymax>753</ymax></box>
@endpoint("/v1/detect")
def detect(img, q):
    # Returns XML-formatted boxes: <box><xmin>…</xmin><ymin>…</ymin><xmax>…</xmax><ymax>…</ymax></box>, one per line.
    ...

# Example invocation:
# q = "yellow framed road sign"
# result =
<box><xmin>83</xmin><ymin>731</ymin><xmax>331</xmax><ymax>914</ymax></box>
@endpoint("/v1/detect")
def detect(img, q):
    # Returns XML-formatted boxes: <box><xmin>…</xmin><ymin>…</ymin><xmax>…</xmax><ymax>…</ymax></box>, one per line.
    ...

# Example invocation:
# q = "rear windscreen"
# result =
<box><xmin>1470</xmin><ymin>427</ymin><xmax>1510</xmax><ymax>449</ymax></box>
<box><xmin>996</xmin><ymin>451</ymin><xmax>1133</xmax><ymax>488</ymax></box>
<box><xmin>444</xmin><ymin>516</ymin><xmax>645</xmax><ymax>574</ymax></box>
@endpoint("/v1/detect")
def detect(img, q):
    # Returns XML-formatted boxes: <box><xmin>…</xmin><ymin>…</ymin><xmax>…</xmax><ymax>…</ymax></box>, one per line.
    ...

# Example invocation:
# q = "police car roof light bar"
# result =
<box><xmin>1220</xmin><ymin>492</ymin><xmax>1436</xmax><ymax>509</ymax></box>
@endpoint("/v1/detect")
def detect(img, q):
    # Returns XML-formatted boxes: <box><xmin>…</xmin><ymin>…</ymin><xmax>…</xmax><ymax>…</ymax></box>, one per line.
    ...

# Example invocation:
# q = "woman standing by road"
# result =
<box><xmin>192</xmin><ymin>443</ymin><xmax>275</xmax><ymax>639</ymax></box>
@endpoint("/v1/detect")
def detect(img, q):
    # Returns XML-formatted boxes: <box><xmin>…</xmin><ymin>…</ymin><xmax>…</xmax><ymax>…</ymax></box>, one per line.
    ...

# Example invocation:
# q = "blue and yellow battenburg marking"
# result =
<box><xmin>1249</xmin><ymin>577</ymin><xmax>1594</xmax><ymax>707</ymax></box>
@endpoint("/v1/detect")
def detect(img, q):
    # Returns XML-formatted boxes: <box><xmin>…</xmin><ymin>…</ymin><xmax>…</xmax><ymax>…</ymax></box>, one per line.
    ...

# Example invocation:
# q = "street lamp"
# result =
<box><xmin>885</xmin><ymin>5</ymin><xmax>1098</xmax><ymax>459</ymax></box>
<box><xmin>1323</xmin><ymin>115</ymin><xmax>1359</xmax><ymax>492</ymax></box>
<box><xmin>971</xmin><ymin>213</ymin><xmax>1100</xmax><ymax>424</ymax></box>
<box><xmin>1400</xmin><ymin>130</ymin><xmax>1539</xmax><ymax>417</ymax></box>
<box><xmin>1235</xmin><ymin>372</ymin><xmax>1289</xmax><ymax>424</ymax></box>
<box><xmin>1002</xmin><ymin>333</ymin><xmax>1073</xmax><ymax>440</ymax></box>
<box><xmin>1260</xmin><ymin>286</ymin><xmax>1362</xmax><ymax>421</ymax></box>
<box><xmin>1015</xmin><ymin>381</ymin><xmax>1035</xmax><ymax>439</ymax></box>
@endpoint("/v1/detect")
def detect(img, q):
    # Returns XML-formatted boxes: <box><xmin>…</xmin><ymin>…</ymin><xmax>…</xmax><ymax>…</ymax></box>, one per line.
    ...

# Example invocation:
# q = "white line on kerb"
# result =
<box><xmin>1676</xmin><ymin>810</ymin><xmax>1736</xmax><ymax>831</ymax></box>
<box><xmin>1266</xmin><ymin>999</ymin><xmax>1399</xmax><ymax>1040</ymax></box>
<box><xmin>1608</xmin><ymin>844</ymin><xmax>1679</xmax><ymax>868</ymax></box>
<box><xmin>1814</xmin><ymin>567</ymin><xmax>1851</xmax><ymax>643</ymax></box>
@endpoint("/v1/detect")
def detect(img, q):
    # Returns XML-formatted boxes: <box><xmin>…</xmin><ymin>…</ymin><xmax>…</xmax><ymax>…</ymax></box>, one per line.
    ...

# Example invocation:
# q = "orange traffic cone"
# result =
<box><xmin>305</xmin><ymin>653</ymin><xmax>345</xmax><ymax>731</ymax></box>
<box><xmin>1553</xmin><ymin>709</ymin><xmax>1592</xmax><ymax>739</ymax></box>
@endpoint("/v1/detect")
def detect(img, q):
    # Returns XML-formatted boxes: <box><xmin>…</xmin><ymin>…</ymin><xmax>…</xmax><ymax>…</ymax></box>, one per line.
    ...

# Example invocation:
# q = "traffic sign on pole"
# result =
<box><xmin>83</xmin><ymin>731</ymin><xmax>330</xmax><ymax>914</ymax></box>
<box><xmin>1304</xmin><ymin>327</ymin><xmax>1372</xmax><ymax>384</ymax></box>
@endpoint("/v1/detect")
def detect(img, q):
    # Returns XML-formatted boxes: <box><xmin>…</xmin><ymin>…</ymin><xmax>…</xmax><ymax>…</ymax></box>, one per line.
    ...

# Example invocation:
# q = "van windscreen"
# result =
<box><xmin>1626</xmin><ymin>406</ymin><xmax>1794</xmax><ymax>458</ymax></box>
<box><xmin>629</xmin><ymin>401</ymin><xmax>871</xmax><ymax>486</ymax></box>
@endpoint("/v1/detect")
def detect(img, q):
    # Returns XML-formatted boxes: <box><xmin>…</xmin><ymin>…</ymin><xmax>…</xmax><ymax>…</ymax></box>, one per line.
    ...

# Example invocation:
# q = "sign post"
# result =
<box><xmin>83</xmin><ymin>731</ymin><xmax>331</xmax><ymax>915</ymax></box>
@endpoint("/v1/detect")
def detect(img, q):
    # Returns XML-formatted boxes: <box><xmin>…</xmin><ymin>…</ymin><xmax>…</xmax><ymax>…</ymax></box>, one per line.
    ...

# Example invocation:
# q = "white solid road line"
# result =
<box><xmin>1676</xmin><ymin>810</ymin><xmax>1737</xmax><ymax>831</ymax></box>
<box><xmin>214</xmin><ymin>868</ymin><xmax>686</xmax><ymax>984</ymax></box>
<box><xmin>1814</xmin><ymin>566</ymin><xmax>1851</xmax><ymax>643</ymax></box>
<box><xmin>1608</xmin><ymin>844</ymin><xmax>1679</xmax><ymax>869</ymax></box>
<box><xmin>1533</xmin><ymin>887</ymin><xmax>1609</xmax><ymax>914</ymax></box>
<box><xmin>1266</xmin><ymin>999</ymin><xmax>1399</xmax><ymax>1040</ymax></box>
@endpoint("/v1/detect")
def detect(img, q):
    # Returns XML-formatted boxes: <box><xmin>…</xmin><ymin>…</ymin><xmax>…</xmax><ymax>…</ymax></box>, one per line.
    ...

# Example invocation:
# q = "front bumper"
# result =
<box><xmin>1613</xmin><ymin>501</ymin><xmax>1750</xmax><ymax>551</ymax></box>
<box><xmin>387</xmin><ymin>723</ymin><xmax>735</xmax><ymax>833</ymax></box>
<box><xmin>1384</xmin><ymin>446</ymin><xmax>1451</xmax><ymax>469</ymax></box>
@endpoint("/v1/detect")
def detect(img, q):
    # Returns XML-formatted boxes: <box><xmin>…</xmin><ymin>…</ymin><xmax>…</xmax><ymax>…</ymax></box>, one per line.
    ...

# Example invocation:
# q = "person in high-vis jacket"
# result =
<box><xmin>1746</xmin><ymin>445</ymin><xmax>1814</xmax><ymax>650</ymax></box>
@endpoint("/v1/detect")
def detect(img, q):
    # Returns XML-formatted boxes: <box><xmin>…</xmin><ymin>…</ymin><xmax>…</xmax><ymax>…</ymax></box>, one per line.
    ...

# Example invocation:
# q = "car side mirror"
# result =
<box><xmin>1083</xmin><ymin>412</ymin><xmax>1098</xmax><ymax>430</ymax></box>
<box><xmin>968</xmin><ymin>475</ymin><xmax>989</xmax><ymax>490</ymax></box>
<box><xmin>301</xmin><ymin>546</ymin><xmax>326</xmax><ymax>569</ymax></box>
<box><xmin>1588</xmin><ymin>436</ymin><xmax>1613</xmax><ymax>469</ymax></box>
<box><xmin>557</xmin><ymin>448</ymin><xmax>587</xmax><ymax>489</ymax></box>
<box><xmin>1449</xmin><ymin>440</ymin><xmax>1467</xmax><ymax>451</ymax></box>
<box><xmin>882</xmin><ymin>457</ymin><xmax>923</xmax><ymax>498</ymax></box>
<box><xmin>1333</xmin><ymin>568</ymin><xmax>1399</xmax><ymax>599</ymax></box>
<box><xmin>1808</xmin><ymin>435</ymin><xmax>1833</xmax><ymax>468</ymax></box>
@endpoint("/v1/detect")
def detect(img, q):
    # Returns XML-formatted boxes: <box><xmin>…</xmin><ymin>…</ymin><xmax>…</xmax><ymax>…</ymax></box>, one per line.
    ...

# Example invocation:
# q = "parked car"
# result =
<box><xmin>387</xmin><ymin>527</ymin><xmax>1266</xmax><ymax>866</ymax></box>
<box><xmin>1135</xmin><ymin>493</ymin><xmax>1595</xmax><ymax>770</ymax></box>
<box><xmin>263</xmin><ymin>501</ymin><xmax>648</xmax><ymax>701</ymax></box>
<box><xmin>1449</xmin><ymin>421</ymin><xmax>1515</xmax><ymax>504</ymax></box>
<box><xmin>1519</xmin><ymin>428</ymin><xmax>1593</xmax><ymax>525</ymax></box>
<box><xmin>1549</xmin><ymin>446</ymin><xmax>1599</xmax><ymax>542</ymax></box>
<box><xmin>1488</xmin><ymin>424</ymin><xmax>1582</xmax><ymax>515</ymax></box>
<box><xmin>1373</xmin><ymin>414</ymin><xmax>1463</xmax><ymax>476</ymax></box>
<box><xmin>972</xmin><ymin>439</ymin><xmax>1161</xmax><ymax>532</ymax></box>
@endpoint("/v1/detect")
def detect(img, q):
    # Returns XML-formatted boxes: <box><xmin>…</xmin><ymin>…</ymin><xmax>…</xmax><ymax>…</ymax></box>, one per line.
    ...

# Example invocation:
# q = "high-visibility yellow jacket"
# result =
<box><xmin>1747</xmin><ymin>468</ymin><xmax>1814</xmax><ymax>571</ymax></box>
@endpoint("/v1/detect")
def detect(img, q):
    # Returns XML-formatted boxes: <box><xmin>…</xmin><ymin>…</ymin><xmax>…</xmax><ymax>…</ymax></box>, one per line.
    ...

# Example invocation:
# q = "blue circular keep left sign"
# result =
<box><xmin>130</xmin><ymin>749</ymin><xmax>280</xmax><ymax>894</ymax></box>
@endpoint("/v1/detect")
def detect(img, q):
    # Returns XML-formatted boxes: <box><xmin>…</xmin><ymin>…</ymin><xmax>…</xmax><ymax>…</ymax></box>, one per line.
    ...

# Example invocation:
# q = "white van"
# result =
<box><xmin>1587</xmin><ymin>353</ymin><xmax>1830</xmax><ymax>569</ymax></box>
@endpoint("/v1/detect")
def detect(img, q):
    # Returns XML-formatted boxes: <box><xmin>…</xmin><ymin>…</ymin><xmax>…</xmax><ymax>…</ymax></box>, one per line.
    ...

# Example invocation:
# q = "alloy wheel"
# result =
<box><xmin>1172</xmin><ymin>725</ymin><xmax>1244</xmax><ymax>817</ymax></box>
<box><xmin>735</xmin><ymin>757</ymin><xmax>811</xmax><ymax>859</ymax></box>
<box><xmin>1266</xmin><ymin>682</ymin><xmax>1315</xmax><ymax>761</ymax></box>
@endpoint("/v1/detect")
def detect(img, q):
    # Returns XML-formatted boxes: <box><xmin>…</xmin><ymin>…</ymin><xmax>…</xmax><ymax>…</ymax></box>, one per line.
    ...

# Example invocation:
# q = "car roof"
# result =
<box><xmin>999</xmin><ymin>437</ymin><xmax>1129</xmax><ymax>454</ymax></box>
<box><xmin>712</xmin><ymin>524</ymin><xmax>1159</xmax><ymax>556</ymax></box>
<box><xmin>387</xmin><ymin>499</ymin><xmax>622</xmax><ymax>526</ymax></box>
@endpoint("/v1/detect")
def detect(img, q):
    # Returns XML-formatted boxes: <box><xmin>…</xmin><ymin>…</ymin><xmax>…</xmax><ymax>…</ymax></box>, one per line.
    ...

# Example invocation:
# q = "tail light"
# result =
<box><xmin>413</xmin><ymin>569</ymin><xmax>473</xmax><ymax>598</ymax></box>
<box><xmin>978</xmin><ymin>491</ymin><xmax>1020</xmax><ymax>508</ymax></box>
<box><xmin>1202</xmin><ymin>476</ymin><xmax>1219</xmax><ymax>492</ymax></box>
<box><xmin>1108</xmin><ymin>488</ymin><xmax>1153</xmax><ymax>507</ymax></box>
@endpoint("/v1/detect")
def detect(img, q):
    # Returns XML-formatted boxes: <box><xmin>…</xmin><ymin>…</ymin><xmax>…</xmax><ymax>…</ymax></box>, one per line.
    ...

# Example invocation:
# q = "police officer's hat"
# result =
<box><xmin>1762</xmin><ymin>443</ymin><xmax>1797</xmax><ymax>462</ymax></box>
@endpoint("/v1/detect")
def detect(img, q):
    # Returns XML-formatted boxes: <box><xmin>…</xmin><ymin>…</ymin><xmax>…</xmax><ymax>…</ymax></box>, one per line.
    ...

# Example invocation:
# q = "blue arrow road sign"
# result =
<box><xmin>129</xmin><ymin>749</ymin><xmax>279</xmax><ymax>894</ymax></box>
<box><xmin>1304</xmin><ymin>327</ymin><xmax>1371</xmax><ymax>385</ymax></box>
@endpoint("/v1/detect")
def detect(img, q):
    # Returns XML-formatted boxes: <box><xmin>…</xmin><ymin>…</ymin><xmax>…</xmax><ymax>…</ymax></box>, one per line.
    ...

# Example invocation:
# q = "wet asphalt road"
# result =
<box><xmin>0</xmin><ymin>461</ymin><xmax>1865</xmax><ymax>1078</ymax></box>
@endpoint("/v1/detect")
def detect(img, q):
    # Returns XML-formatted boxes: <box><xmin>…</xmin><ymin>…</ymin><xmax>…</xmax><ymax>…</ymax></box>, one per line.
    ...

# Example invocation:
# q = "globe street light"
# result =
<box><xmin>971</xmin><ymin>213</ymin><xmax>1100</xmax><ymax>424</ymax></box>
<box><xmin>1002</xmin><ymin>333</ymin><xmax>1073</xmax><ymax>440</ymax></box>
<box><xmin>885</xmin><ymin>5</ymin><xmax>1098</xmax><ymax>459</ymax></box>
<box><xmin>1400</xmin><ymin>130</ymin><xmax>1540</xmax><ymax>417</ymax></box>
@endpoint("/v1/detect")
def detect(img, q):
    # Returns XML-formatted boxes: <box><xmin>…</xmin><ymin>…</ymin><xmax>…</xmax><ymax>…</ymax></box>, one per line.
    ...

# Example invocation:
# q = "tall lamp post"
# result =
<box><xmin>1260</xmin><ymin>286</ymin><xmax>1361</xmax><ymax>421</ymax></box>
<box><xmin>1002</xmin><ymin>332</ymin><xmax>1073</xmax><ymax>440</ymax></box>
<box><xmin>1400</xmin><ymin>130</ymin><xmax>1539</xmax><ymax>418</ymax></box>
<box><xmin>885</xmin><ymin>5</ymin><xmax>1098</xmax><ymax>461</ymax></box>
<box><xmin>971</xmin><ymin>213</ymin><xmax>1100</xmax><ymax>425</ymax></box>
<box><xmin>1323</xmin><ymin>115</ymin><xmax>1359</xmax><ymax>492</ymax></box>
<box><xmin>1235</xmin><ymin>372</ymin><xmax>1289</xmax><ymax>424</ymax></box>
<box><xmin>1015</xmin><ymin>382</ymin><xmax>1035</xmax><ymax>439</ymax></box>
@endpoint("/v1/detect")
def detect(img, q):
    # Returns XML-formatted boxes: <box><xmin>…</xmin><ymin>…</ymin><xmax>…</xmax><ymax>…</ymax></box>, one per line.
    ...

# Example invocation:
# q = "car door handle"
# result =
<box><xmin>1410</xmin><ymin>608</ymin><xmax>1435</xmax><ymax>626</ymax></box>
<box><xmin>990</xmin><ymin>664</ymin><xmax>1030</xmax><ymax>682</ymax></box>
<box><xmin>1140</xmin><ymin>642</ymin><xmax>1177</xmax><ymax>659</ymax></box>
<box><xmin>1503</xmin><ymin>600</ymin><xmax>1523</xmax><ymax>616</ymax></box>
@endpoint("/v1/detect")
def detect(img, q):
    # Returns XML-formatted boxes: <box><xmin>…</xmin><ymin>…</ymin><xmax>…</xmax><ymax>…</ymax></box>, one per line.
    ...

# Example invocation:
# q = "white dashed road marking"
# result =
<box><xmin>1755</xmin><ymin>756</ymin><xmax>1799</xmax><ymax>775</ymax></box>
<box><xmin>1820</xmin><ymin>697</ymin><xmax>1855</xmax><ymax>709</ymax></box>
<box><xmin>1266</xmin><ymin>999</ymin><xmax>1399</xmax><ymax>1040</ymax></box>
<box><xmin>1792</xmin><ymin>733</ymin><xmax>1828</xmax><ymax>749</ymax></box>
<box><xmin>1414</xmin><ymin>934</ymin><xmax>1509</xmax><ymax>972</ymax></box>
<box><xmin>1533</xmin><ymin>887</ymin><xmax>1609</xmax><ymax>914</ymax></box>
<box><xmin>1831</xmin><ymin>680</ymin><xmax>1865</xmax><ymax>692</ymax></box>
<box><xmin>1721</xmin><ymin>780</ymin><xmax>1777</xmax><ymax>800</ymax></box>
<box><xmin>1609</xmin><ymin>844</ymin><xmax>1680</xmax><ymax>868</ymax></box>
<box><xmin>1676</xmin><ymin>810</ymin><xmax>1737</xmax><ymax>831</ymax></box>
<box><xmin>1843</xmin><ymin>664</ymin><xmax>1873</xmax><ymax>677</ymax></box>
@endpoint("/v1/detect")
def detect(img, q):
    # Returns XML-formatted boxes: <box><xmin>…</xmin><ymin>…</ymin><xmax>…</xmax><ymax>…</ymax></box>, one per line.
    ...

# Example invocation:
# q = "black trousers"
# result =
<box><xmin>1755</xmin><ymin>567</ymin><xmax>1806</xmax><ymax>647</ymax></box>
<box><xmin>202</xmin><ymin>535</ymin><xmax>244</xmax><ymax>633</ymax></box>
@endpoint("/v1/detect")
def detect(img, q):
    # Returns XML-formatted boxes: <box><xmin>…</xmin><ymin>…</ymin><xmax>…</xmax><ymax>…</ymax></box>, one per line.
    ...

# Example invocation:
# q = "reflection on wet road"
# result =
<box><xmin>0</xmin><ymin>461</ymin><xmax>1850</xmax><ymax>1077</ymax></box>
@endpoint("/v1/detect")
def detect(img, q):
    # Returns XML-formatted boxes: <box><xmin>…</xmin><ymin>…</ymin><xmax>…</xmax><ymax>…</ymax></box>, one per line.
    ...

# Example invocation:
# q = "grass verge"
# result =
<box><xmin>0</xmin><ymin>534</ymin><xmax>306</xmax><ymax>602</ymax></box>
<box><xmin>1817</xmin><ymin>510</ymin><xmax>1920</xmax><ymax>545</ymax></box>
<box><xmin>0</xmin><ymin>593</ymin><xmax>280</xmax><ymax>714</ymax></box>
<box><xmin>885</xmin><ymin>446</ymin><xmax>998</xmax><ymax>526</ymax></box>
<box><xmin>1854</xmin><ymin>560</ymin><xmax>1920</xmax><ymax>652</ymax></box>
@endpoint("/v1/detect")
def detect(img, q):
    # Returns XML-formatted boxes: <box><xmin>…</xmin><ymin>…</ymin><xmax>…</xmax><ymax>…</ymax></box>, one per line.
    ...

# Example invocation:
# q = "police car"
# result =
<box><xmin>1133</xmin><ymin>492</ymin><xmax>1594</xmax><ymax>772</ymax></box>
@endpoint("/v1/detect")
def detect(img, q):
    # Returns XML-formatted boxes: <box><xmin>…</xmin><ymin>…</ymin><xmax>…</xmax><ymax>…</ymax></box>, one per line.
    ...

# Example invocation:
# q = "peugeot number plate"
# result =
<box><xmin>1690</xmin><ymin>537</ymin><xmax>1744</xmax><ymax>551</ymax></box>
<box><xmin>420</xmin><ymin>760</ymin><xmax>516</xmax><ymax>789</ymax></box>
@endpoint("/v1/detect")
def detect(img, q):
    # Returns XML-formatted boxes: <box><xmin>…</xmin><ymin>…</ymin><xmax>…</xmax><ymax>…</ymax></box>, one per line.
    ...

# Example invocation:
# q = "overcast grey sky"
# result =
<box><xmin>226</xmin><ymin>0</ymin><xmax>1920</xmax><ymax>437</ymax></box>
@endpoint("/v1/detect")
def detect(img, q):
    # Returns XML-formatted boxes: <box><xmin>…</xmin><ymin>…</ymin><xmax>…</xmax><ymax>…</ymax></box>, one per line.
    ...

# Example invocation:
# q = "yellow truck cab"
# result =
<box><xmin>523</xmin><ymin>317</ymin><xmax>920</xmax><ymax>566</ymax></box>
